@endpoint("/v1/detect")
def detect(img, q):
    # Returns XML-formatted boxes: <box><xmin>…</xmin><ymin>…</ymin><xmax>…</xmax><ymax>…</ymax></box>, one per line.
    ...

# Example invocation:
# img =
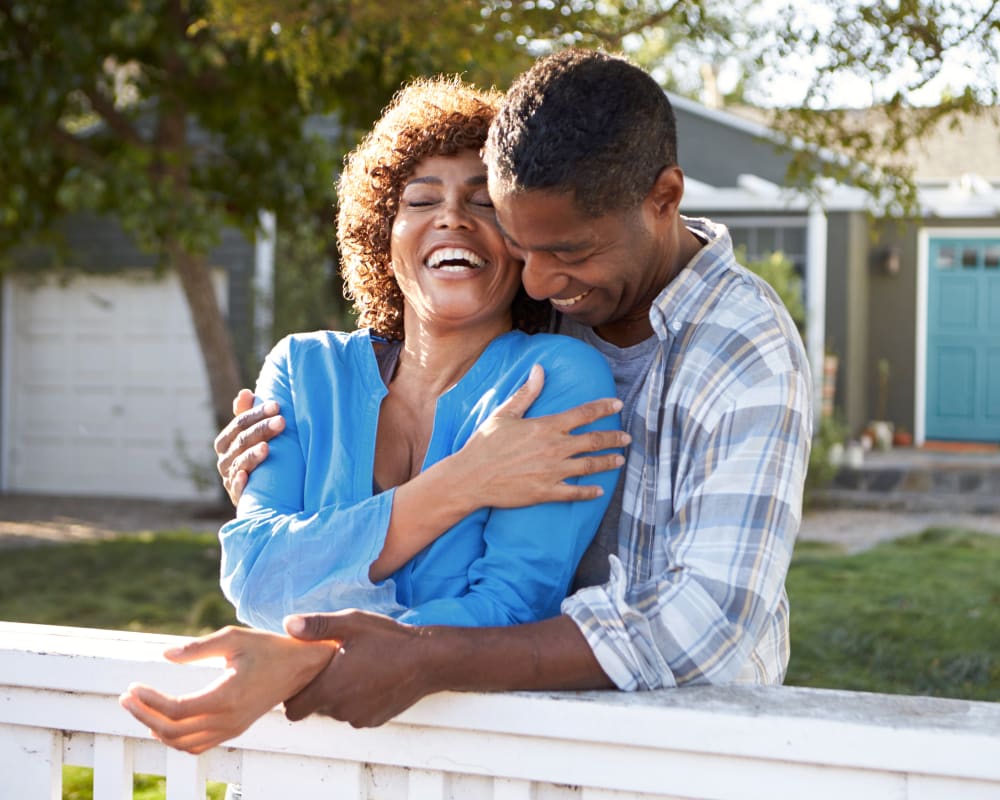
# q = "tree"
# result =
<box><xmin>757</xmin><ymin>0</ymin><xmax>1000</xmax><ymax>214</ymax></box>
<box><xmin>0</xmin><ymin>0</ymin><xmax>340</xmax><ymax>428</ymax></box>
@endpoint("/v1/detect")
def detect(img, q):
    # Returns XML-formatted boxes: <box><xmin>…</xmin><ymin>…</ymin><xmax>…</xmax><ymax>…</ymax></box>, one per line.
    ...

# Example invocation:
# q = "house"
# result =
<box><xmin>0</xmin><ymin>214</ymin><xmax>271</xmax><ymax>501</ymax></box>
<box><xmin>2</xmin><ymin>97</ymin><xmax>996</xmax><ymax>502</ymax></box>
<box><xmin>671</xmin><ymin>96</ymin><xmax>1000</xmax><ymax>446</ymax></box>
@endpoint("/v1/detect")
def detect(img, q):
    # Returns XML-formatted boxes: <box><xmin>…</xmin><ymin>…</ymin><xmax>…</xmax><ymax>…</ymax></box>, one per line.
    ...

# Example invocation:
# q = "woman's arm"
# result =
<box><xmin>119</xmin><ymin>627</ymin><xmax>338</xmax><ymax>754</ymax></box>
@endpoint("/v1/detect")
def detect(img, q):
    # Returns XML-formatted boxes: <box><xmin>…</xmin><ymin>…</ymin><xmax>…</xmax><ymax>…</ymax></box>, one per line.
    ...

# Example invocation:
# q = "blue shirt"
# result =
<box><xmin>560</xmin><ymin>218</ymin><xmax>813</xmax><ymax>689</ymax></box>
<box><xmin>220</xmin><ymin>328</ymin><xmax>621</xmax><ymax>633</ymax></box>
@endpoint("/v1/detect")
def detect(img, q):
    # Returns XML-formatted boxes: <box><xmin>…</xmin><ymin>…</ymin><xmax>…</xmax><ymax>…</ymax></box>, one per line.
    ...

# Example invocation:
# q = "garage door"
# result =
<box><xmin>2</xmin><ymin>270</ymin><xmax>224</xmax><ymax>500</ymax></box>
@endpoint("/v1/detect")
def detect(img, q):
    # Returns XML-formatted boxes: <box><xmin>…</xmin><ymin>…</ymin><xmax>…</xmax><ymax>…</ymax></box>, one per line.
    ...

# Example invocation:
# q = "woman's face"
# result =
<box><xmin>390</xmin><ymin>149</ymin><xmax>523</xmax><ymax>335</ymax></box>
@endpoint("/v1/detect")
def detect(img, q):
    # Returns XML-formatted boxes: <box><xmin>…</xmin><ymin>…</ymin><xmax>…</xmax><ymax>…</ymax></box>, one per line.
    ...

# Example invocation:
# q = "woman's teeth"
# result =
<box><xmin>426</xmin><ymin>248</ymin><xmax>487</xmax><ymax>270</ymax></box>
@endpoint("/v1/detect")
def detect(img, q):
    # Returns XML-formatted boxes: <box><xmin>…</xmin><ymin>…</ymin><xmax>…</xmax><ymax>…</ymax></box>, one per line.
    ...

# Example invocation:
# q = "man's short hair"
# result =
<box><xmin>485</xmin><ymin>48</ymin><xmax>678</xmax><ymax>216</ymax></box>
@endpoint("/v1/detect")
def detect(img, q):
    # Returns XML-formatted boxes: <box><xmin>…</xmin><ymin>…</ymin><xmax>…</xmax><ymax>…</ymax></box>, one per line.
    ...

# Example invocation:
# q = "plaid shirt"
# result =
<box><xmin>561</xmin><ymin>218</ymin><xmax>813</xmax><ymax>690</ymax></box>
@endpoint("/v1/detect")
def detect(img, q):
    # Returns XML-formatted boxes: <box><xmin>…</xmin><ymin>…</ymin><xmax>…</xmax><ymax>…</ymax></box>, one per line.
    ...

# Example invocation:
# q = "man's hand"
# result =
<box><xmin>452</xmin><ymin>364</ymin><xmax>629</xmax><ymax>509</ymax></box>
<box><xmin>283</xmin><ymin>609</ymin><xmax>613</xmax><ymax>728</ymax></box>
<box><xmin>282</xmin><ymin>611</ymin><xmax>437</xmax><ymax>728</ymax></box>
<box><xmin>119</xmin><ymin>626</ymin><xmax>336</xmax><ymax>754</ymax></box>
<box><xmin>214</xmin><ymin>389</ymin><xmax>285</xmax><ymax>505</ymax></box>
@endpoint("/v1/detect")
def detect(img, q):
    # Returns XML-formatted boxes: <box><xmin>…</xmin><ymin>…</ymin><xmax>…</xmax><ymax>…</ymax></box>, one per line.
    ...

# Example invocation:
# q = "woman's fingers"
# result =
<box><xmin>492</xmin><ymin>364</ymin><xmax>545</xmax><ymax>419</ymax></box>
<box><xmin>162</xmin><ymin>625</ymin><xmax>245</xmax><ymax>664</ymax></box>
<box><xmin>119</xmin><ymin>691</ymin><xmax>229</xmax><ymax>754</ymax></box>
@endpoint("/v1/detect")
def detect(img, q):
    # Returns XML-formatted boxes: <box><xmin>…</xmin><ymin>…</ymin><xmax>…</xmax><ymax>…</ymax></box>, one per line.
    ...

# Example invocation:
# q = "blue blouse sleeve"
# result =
<box><xmin>219</xmin><ymin>337</ymin><xmax>402</xmax><ymax>633</ymax></box>
<box><xmin>396</xmin><ymin>340</ymin><xmax>622</xmax><ymax>627</ymax></box>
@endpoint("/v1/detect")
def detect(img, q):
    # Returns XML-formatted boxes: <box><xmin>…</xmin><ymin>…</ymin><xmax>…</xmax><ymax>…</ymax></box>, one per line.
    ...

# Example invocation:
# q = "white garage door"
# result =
<box><xmin>2</xmin><ymin>270</ymin><xmax>224</xmax><ymax>500</ymax></box>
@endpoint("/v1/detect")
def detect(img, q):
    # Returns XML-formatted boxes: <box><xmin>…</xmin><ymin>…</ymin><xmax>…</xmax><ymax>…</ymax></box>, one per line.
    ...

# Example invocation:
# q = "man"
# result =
<box><xmin>217</xmin><ymin>49</ymin><xmax>812</xmax><ymax>727</ymax></box>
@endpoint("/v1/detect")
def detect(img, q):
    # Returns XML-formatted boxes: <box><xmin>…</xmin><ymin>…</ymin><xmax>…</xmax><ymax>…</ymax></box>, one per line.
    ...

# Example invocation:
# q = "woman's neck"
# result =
<box><xmin>393</xmin><ymin>317</ymin><xmax>511</xmax><ymax>399</ymax></box>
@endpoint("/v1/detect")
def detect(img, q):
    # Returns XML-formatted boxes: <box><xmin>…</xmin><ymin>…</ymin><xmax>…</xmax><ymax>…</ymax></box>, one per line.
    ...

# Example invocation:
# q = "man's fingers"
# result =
<box><xmin>283</xmin><ymin>611</ymin><xmax>350</xmax><ymax>643</ymax></box>
<box><xmin>214</xmin><ymin>401</ymin><xmax>282</xmax><ymax>458</ymax></box>
<box><xmin>493</xmin><ymin>364</ymin><xmax>545</xmax><ymax>420</ymax></box>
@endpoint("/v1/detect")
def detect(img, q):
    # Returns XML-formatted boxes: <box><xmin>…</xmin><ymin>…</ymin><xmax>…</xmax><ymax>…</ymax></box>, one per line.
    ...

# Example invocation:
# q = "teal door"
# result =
<box><xmin>925</xmin><ymin>235</ymin><xmax>1000</xmax><ymax>442</ymax></box>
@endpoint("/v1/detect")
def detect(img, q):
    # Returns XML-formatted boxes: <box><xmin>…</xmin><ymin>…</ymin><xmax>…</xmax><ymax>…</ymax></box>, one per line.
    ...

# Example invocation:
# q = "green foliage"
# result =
<box><xmin>787</xmin><ymin>528</ymin><xmax>1000</xmax><ymax>701</ymax></box>
<box><xmin>803</xmin><ymin>412</ymin><xmax>848</xmax><ymax>505</ymax></box>
<box><xmin>743</xmin><ymin>249</ymin><xmax>806</xmax><ymax>331</ymax></box>
<box><xmin>270</xmin><ymin>214</ymin><xmax>353</xmax><ymax>344</ymax></box>
<box><xmin>761</xmin><ymin>1</ymin><xmax>1000</xmax><ymax>217</ymax></box>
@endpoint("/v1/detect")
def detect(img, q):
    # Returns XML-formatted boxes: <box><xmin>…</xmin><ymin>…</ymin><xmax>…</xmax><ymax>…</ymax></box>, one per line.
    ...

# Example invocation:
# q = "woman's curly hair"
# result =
<box><xmin>337</xmin><ymin>75</ymin><xmax>549</xmax><ymax>340</ymax></box>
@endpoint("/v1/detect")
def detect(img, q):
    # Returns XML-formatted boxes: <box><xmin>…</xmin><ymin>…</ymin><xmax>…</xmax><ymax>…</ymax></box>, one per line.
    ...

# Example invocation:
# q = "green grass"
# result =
<box><xmin>786</xmin><ymin>528</ymin><xmax>1000</xmax><ymax>701</ymax></box>
<box><xmin>2</xmin><ymin>525</ymin><xmax>997</xmax><ymax>798</ymax></box>
<box><xmin>0</xmin><ymin>531</ymin><xmax>237</xmax><ymax>633</ymax></box>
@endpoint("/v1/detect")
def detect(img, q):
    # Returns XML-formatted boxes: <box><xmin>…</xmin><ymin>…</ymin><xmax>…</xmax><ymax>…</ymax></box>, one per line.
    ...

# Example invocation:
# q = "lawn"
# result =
<box><xmin>1</xmin><ymin>525</ymin><xmax>998</xmax><ymax>798</ymax></box>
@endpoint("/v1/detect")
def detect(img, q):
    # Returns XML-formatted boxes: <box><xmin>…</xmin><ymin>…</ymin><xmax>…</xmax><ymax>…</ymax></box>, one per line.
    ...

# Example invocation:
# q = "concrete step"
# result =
<box><xmin>814</xmin><ymin>446</ymin><xmax>1000</xmax><ymax>513</ymax></box>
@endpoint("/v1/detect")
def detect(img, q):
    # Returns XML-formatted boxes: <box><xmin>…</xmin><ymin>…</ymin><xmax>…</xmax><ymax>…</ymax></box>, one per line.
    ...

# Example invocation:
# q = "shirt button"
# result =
<box><xmin>670</xmin><ymin>320</ymin><xmax>681</xmax><ymax>333</ymax></box>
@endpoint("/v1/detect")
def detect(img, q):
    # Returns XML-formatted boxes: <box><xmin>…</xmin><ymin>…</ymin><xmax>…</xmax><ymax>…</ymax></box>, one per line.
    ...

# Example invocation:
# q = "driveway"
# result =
<box><xmin>2</xmin><ymin>492</ymin><xmax>999</xmax><ymax>552</ymax></box>
<box><xmin>0</xmin><ymin>493</ymin><xmax>227</xmax><ymax>549</ymax></box>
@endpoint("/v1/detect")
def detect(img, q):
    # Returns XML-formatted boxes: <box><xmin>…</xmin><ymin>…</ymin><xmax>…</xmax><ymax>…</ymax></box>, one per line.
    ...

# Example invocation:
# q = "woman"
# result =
<box><xmin>120</xmin><ymin>76</ymin><xmax>623</xmax><ymax>753</ymax></box>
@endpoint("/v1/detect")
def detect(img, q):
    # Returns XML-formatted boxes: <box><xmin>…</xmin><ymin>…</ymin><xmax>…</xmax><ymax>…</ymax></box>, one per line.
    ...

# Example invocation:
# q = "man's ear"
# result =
<box><xmin>645</xmin><ymin>165</ymin><xmax>684</xmax><ymax>220</ymax></box>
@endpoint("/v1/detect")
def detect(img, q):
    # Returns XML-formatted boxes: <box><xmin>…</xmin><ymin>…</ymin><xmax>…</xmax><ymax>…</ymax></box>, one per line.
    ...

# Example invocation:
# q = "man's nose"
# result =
<box><xmin>520</xmin><ymin>252</ymin><xmax>566</xmax><ymax>300</ymax></box>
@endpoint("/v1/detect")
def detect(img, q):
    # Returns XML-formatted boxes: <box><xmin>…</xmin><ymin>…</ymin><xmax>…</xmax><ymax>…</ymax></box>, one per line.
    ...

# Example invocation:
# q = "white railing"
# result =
<box><xmin>1</xmin><ymin>621</ymin><xmax>999</xmax><ymax>800</ymax></box>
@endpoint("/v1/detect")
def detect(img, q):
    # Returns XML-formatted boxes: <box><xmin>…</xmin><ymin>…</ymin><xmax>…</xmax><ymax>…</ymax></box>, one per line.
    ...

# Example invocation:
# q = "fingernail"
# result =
<box><xmin>611</xmin><ymin>399</ymin><xmax>623</xmax><ymax>411</ymax></box>
<box><xmin>163</xmin><ymin>646</ymin><xmax>182</xmax><ymax>659</ymax></box>
<box><xmin>267</xmin><ymin>418</ymin><xmax>283</xmax><ymax>431</ymax></box>
<box><xmin>263</xmin><ymin>401</ymin><xmax>280</xmax><ymax>413</ymax></box>
<box><xmin>284</xmin><ymin>615</ymin><xmax>305</xmax><ymax>636</ymax></box>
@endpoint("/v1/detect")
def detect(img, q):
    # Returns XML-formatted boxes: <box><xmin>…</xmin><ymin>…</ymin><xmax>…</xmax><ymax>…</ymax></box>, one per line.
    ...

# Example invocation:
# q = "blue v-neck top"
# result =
<box><xmin>220</xmin><ymin>328</ymin><xmax>621</xmax><ymax>632</ymax></box>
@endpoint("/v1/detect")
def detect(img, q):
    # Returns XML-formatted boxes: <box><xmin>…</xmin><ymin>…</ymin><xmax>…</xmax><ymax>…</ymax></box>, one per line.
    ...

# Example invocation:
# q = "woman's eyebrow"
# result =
<box><xmin>404</xmin><ymin>174</ymin><xmax>488</xmax><ymax>187</ymax></box>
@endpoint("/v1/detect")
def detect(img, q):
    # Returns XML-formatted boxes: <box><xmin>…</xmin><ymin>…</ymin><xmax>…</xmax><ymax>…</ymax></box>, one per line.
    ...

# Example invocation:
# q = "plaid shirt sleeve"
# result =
<box><xmin>561</xmin><ymin>236</ymin><xmax>813</xmax><ymax>690</ymax></box>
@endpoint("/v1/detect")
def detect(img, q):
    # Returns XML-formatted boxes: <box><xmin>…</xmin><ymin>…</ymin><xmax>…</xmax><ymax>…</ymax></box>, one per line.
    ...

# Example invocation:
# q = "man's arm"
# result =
<box><xmin>283</xmin><ymin>611</ymin><xmax>613</xmax><ymax>728</ymax></box>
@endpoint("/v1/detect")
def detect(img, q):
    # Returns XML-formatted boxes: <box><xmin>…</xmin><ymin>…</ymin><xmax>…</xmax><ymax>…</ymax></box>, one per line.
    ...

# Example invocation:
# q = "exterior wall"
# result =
<box><xmin>7</xmin><ymin>212</ymin><xmax>257</xmax><ymax>382</ymax></box>
<box><xmin>869</xmin><ymin>220</ymin><xmax>920</xmax><ymax>435</ymax></box>
<box><xmin>827</xmin><ymin>212</ymin><xmax>875</xmax><ymax>436</ymax></box>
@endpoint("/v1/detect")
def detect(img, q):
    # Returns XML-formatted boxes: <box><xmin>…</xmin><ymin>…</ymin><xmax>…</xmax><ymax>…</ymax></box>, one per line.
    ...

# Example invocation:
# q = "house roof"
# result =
<box><xmin>672</xmin><ymin>94</ymin><xmax>1000</xmax><ymax>217</ymax></box>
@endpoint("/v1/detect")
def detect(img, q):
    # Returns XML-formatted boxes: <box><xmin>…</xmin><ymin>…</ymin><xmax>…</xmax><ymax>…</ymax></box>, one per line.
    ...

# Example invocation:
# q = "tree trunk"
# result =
<box><xmin>167</xmin><ymin>240</ymin><xmax>243</xmax><ymax>430</ymax></box>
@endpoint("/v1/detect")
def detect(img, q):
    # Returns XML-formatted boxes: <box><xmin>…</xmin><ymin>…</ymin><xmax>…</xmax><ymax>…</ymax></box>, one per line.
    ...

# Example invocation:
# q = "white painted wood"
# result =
<box><xmin>1</xmin><ymin>269</ymin><xmax>225</xmax><ymax>499</ymax></box>
<box><xmin>240</xmin><ymin>752</ymin><xmax>365</xmax><ymax>799</ymax></box>
<box><xmin>806</xmin><ymin>203</ymin><xmax>828</xmax><ymax>428</ymax></box>
<box><xmin>2</xmin><ymin>623</ymin><xmax>1000</xmax><ymax>800</ymax></box>
<box><xmin>166</xmin><ymin>747</ymin><xmax>207</xmax><ymax>800</ymax></box>
<box><xmin>93</xmin><ymin>734</ymin><xmax>133</xmax><ymax>800</ymax></box>
<box><xmin>0</xmin><ymin>724</ymin><xmax>62</xmax><ymax>800</ymax></box>
<box><xmin>493</xmin><ymin>777</ymin><xmax>535</xmax><ymax>800</ymax></box>
<box><xmin>409</xmin><ymin>767</ymin><xmax>447</xmax><ymax>798</ymax></box>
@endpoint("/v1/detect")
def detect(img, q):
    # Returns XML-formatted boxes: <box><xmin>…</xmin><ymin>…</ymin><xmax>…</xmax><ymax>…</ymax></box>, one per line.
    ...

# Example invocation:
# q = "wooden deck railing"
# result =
<box><xmin>1</xmin><ymin>621</ymin><xmax>998</xmax><ymax>799</ymax></box>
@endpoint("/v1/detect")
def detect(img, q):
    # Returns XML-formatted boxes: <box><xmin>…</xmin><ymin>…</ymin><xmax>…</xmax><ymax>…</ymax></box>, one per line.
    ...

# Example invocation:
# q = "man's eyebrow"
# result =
<box><xmin>495</xmin><ymin>220</ymin><xmax>591</xmax><ymax>253</ymax></box>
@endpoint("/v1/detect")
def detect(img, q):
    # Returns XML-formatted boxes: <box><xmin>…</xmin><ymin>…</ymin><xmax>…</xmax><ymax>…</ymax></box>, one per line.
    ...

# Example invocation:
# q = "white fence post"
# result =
<box><xmin>0</xmin><ymin>725</ymin><xmax>62</xmax><ymax>800</ymax></box>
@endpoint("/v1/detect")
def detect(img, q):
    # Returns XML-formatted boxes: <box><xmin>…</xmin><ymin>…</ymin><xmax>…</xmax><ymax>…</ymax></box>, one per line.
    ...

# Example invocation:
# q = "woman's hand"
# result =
<box><xmin>448</xmin><ymin>364</ymin><xmax>629</xmax><ymax>509</ymax></box>
<box><xmin>119</xmin><ymin>626</ymin><xmax>337</xmax><ymax>754</ymax></box>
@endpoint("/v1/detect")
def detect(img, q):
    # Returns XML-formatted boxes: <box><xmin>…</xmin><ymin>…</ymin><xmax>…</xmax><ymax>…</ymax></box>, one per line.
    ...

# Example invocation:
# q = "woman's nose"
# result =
<box><xmin>434</xmin><ymin>199</ymin><xmax>474</xmax><ymax>229</ymax></box>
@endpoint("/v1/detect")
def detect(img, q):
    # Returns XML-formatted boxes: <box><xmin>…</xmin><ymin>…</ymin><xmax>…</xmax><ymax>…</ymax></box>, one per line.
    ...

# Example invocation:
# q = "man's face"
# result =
<box><xmin>490</xmin><ymin>185</ymin><xmax>672</xmax><ymax>344</ymax></box>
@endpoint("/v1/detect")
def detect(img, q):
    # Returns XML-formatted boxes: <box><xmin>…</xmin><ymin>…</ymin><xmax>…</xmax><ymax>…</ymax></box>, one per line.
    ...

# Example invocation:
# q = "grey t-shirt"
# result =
<box><xmin>555</xmin><ymin>316</ymin><xmax>659</xmax><ymax>590</ymax></box>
